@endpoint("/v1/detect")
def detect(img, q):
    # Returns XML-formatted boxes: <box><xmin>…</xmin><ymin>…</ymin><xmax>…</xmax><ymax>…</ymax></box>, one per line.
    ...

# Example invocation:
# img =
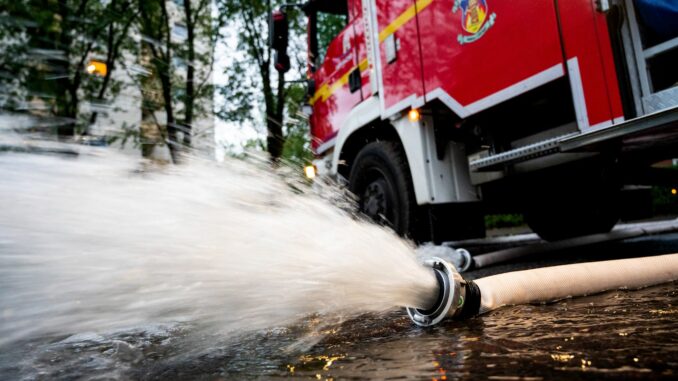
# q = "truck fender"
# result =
<box><xmin>330</xmin><ymin>96</ymin><xmax>381</xmax><ymax>176</ymax></box>
<box><xmin>330</xmin><ymin>98</ymin><xmax>478</xmax><ymax>205</ymax></box>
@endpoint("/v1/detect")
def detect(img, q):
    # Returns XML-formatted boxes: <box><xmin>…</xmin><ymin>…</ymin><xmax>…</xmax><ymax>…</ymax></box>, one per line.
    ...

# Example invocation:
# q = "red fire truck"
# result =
<box><xmin>271</xmin><ymin>0</ymin><xmax>678</xmax><ymax>242</ymax></box>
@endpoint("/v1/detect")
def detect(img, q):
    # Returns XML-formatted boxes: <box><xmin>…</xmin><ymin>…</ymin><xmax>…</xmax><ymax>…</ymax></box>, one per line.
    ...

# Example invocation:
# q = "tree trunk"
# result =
<box><xmin>89</xmin><ymin>4</ymin><xmax>136</xmax><ymax>128</ymax></box>
<box><xmin>139</xmin><ymin>0</ymin><xmax>180</xmax><ymax>164</ymax></box>
<box><xmin>266</xmin><ymin>68</ymin><xmax>286</xmax><ymax>160</ymax></box>
<box><xmin>55</xmin><ymin>0</ymin><xmax>74</xmax><ymax>138</ymax></box>
<box><xmin>183</xmin><ymin>0</ymin><xmax>196</xmax><ymax>148</ymax></box>
<box><xmin>54</xmin><ymin>0</ymin><xmax>93</xmax><ymax>138</ymax></box>
<box><xmin>161</xmin><ymin>75</ymin><xmax>180</xmax><ymax>164</ymax></box>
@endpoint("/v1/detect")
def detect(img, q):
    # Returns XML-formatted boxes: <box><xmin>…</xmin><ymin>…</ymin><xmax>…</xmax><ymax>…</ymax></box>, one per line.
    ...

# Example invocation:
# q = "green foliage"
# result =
<box><xmin>652</xmin><ymin>186</ymin><xmax>678</xmax><ymax>215</ymax></box>
<box><xmin>243</xmin><ymin>137</ymin><xmax>266</xmax><ymax>151</ymax></box>
<box><xmin>485</xmin><ymin>214</ymin><xmax>526</xmax><ymax>229</ymax></box>
<box><xmin>106</xmin><ymin>122</ymin><xmax>140</xmax><ymax>148</ymax></box>
<box><xmin>281</xmin><ymin>83</ymin><xmax>312</xmax><ymax>165</ymax></box>
<box><xmin>651</xmin><ymin>163</ymin><xmax>678</xmax><ymax>215</ymax></box>
<box><xmin>1</xmin><ymin>0</ymin><xmax>137</xmax><ymax>134</ymax></box>
<box><xmin>281</xmin><ymin>121</ymin><xmax>312</xmax><ymax>165</ymax></box>
<box><xmin>228</xmin><ymin>82</ymin><xmax>312</xmax><ymax>166</ymax></box>
<box><xmin>216</xmin><ymin>0</ymin><xmax>275</xmax><ymax>125</ymax></box>
<box><xmin>2</xmin><ymin>0</ymin><xmax>216</xmax><ymax>161</ymax></box>
<box><xmin>316</xmin><ymin>12</ymin><xmax>347</xmax><ymax>64</ymax></box>
<box><xmin>216</xmin><ymin>0</ymin><xmax>308</xmax><ymax>159</ymax></box>
<box><xmin>217</xmin><ymin>62</ymin><xmax>261</xmax><ymax>124</ymax></box>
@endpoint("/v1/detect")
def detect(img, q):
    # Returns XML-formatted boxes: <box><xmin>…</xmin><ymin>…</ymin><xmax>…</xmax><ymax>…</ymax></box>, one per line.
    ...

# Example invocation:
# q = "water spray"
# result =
<box><xmin>407</xmin><ymin>253</ymin><xmax>678</xmax><ymax>327</ymax></box>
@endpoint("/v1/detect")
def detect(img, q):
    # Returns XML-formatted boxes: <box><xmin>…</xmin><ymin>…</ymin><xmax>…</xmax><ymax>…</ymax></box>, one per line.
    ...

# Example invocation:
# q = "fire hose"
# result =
<box><xmin>407</xmin><ymin>253</ymin><xmax>678</xmax><ymax>326</ymax></box>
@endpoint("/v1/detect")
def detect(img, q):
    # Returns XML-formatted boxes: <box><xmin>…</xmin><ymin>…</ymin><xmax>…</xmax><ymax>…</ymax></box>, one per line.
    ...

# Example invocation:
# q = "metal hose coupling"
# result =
<box><xmin>406</xmin><ymin>257</ymin><xmax>482</xmax><ymax>327</ymax></box>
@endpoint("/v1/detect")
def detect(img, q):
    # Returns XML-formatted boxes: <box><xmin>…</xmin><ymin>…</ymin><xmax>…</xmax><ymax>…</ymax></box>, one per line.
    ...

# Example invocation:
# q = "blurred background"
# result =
<box><xmin>0</xmin><ymin>0</ymin><xmax>320</xmax><ymax>166</ymax></box>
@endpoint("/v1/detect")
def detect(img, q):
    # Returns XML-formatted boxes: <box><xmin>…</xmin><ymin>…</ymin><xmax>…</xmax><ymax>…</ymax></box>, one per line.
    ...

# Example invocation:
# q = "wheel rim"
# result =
<box><xmin>362</xmin><ymin>178</ymin><xmax>390</xmax><ymax>224</ymax></box>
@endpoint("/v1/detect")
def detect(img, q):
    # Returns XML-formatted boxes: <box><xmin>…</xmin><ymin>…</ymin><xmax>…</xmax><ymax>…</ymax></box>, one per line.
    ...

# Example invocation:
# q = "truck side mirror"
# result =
<box><xmin>306</xmin><ymin>78</ymin><xmax>316</xmax><ymax>97</ymax></box>
<box><xmin>270</xmin><ymin>10</ymin><xmax>289</xmax><ymax>52</ymax></box>
<box><xmin>274</xmin><ymin>50</ymin><xmax>291</xmax><ymax>73</ymax></box>
<box><xmin>270</xmin><ymin>9</ymin><xmax>290</xmax><ymax>73</ymax></box>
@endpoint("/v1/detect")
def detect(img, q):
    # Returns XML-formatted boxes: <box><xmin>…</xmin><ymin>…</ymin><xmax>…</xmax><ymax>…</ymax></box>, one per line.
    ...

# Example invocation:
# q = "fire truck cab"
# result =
<box><xmin>272</xmin><ymin>0</ymin><xmax>678</xmax><ymax>242</ymax></box>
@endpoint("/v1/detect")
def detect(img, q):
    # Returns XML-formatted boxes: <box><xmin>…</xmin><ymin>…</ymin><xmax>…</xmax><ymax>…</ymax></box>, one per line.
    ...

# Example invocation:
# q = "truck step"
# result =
<box><xmin>469</xmin><ymin>133</ymin><xmax>578</xmax><ymax>172</ymax></box>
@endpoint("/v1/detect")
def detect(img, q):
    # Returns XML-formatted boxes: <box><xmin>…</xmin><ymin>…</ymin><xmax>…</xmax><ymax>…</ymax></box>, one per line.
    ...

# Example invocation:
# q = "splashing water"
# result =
<box><xmin>0</xmin><ymin>147</ymin><xmax>437</xmax><ymax>348</ymax></box>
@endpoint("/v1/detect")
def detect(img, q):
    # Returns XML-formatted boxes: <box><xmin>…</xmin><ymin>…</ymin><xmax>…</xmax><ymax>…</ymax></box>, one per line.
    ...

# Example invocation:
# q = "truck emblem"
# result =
<box><xmin>453</xmin><ymin>0</ymin><xmax>496</xmax><ymax>45</ymax></box>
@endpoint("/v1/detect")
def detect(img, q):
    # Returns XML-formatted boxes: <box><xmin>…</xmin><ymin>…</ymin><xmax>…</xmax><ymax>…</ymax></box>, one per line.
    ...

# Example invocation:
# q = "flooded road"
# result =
<box><xmin>1</xmin><ymin>283</ymin><xmax>675</xmax><ymax>380</ymax></box>
<box><xmin>2</xmin><ymin>234</ymin><xmax>677</xmax><ymax>380</ymax></box>
<box><xmin>280</xmin><ymin>284</ymin><xmax>677</xmax><ymax>381</ymax></box>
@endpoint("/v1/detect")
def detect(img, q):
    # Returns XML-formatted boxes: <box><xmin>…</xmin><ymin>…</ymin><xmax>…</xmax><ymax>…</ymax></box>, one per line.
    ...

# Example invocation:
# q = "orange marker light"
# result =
<box><xmin>85</xmin><ymin>60</ymin><xmax>107</xmax><ymax>76</ymax></box>
<box><xmin>304</xmin><ymin>165</ymin><xmax>316</xmax><ymax>179</ymax></box>
<box><xmin>408</xmin><ymin>108</ymin><xmax>421</xmax><ymax>122</ymax></box>
<box><xmin>672</xmin><ymin>188</ymin><xmax>677</xmax><ymax>195</ymax></box>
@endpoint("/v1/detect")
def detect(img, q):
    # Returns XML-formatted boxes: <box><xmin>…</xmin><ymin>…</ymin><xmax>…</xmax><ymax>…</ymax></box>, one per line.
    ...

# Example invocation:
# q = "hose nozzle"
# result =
<box><xmin>406</xmin><ymin>257</ymin><xmax>481</xmax><ymax>327</ymax></box>
<box><xmin>408</xmin><ymin>253</ymin><xmax>678</xmax><ymax>327</ymax></box>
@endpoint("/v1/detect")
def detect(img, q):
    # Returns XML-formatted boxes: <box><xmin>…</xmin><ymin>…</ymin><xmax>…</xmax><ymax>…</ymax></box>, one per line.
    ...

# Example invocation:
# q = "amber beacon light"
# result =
<box><xmin>304</xmin><ymin>165</ymin><xmax>316</xmax><ymax>179</ymax></box>
<box><xmin>408</xmin><ymin>108</ymin><xmax>421</xmax><ymax>122</ymax></box>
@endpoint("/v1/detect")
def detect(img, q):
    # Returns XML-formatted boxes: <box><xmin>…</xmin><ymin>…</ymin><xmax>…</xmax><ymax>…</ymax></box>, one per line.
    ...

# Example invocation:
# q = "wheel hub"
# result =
<box><xmin>363</xmin><ymin>179</ymin><xmax>387</xmax><ymax>220</ymax></box>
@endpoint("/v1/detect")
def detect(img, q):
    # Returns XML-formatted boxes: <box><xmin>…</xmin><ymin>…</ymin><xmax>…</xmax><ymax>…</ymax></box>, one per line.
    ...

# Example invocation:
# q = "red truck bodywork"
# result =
<box><xmin>309</xmin><ymin>0</ymin><xmax>625</xmax><ymax>154</ymax></box>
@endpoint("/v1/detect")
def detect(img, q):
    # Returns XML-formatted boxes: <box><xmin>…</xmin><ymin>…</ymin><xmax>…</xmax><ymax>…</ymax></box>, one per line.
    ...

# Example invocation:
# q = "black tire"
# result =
<box><xmin>525</xmin><ymin>178</ymin><xmax>620</xmax><ymax>242</ymax></box>
<box><xmin>349</xmin><ymin>141</ymin><xmax>416</xmax><ymax>237</ymax></box>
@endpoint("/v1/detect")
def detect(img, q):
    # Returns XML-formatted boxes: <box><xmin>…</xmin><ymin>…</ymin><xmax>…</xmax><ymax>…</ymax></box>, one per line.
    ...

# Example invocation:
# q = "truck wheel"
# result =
<box><xmin>525</xmin><ymin>183</ymin><xmax>620</xmax><ymax>242</ymax></box>
<box><xmin>349</xmin><ymin>141</ymin><xmax>416</xmax><ymax>237</ymax></box>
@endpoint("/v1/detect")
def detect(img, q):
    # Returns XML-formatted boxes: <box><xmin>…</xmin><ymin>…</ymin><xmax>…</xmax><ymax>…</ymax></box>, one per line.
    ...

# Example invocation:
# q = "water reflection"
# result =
<box><xmin>1</xmin><ymin>282</ymin><xmax>675</xmax><ymax>380</ymax></box>
<box><xmin>267</xmin><ymin>283</ymin><xmax>676</xmax><ymax>381</ymax></box>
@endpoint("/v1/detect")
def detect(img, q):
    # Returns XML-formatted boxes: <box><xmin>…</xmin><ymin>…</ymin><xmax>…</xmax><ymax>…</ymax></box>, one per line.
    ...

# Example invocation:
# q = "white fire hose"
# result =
<box><xmin>407</xmin><ymin>253</ymin><xmax>678</xmax><ymax>326</ymax></box>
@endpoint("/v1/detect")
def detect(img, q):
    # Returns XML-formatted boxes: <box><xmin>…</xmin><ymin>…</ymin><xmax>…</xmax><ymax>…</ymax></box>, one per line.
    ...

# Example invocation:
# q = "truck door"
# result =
<box><xmin>308</xmin><ymin>1</ymin><xmax>363</xmax><ymax>154</ymax></box>
<box><xmin>349</xmin><ymin>0</ymin><xmax>372</xmax><ymax>99</ymax></box>
<box><xmin>555</xmin><ymin>0</ymin><xmax>624</xmax><ymax>130</ymax></box>
<box><xmin>372</xmin><ymin>0</ymin><xmax>428</xmax><ymax>118</ymax></box>
<box><xmin>415</xmin><ymin>0</ymin><xmax>565</xmax><ymax>119</ymax></box>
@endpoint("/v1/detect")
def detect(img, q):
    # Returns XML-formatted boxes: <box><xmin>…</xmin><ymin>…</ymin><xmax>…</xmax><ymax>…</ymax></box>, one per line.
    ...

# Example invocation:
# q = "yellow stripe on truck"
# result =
<box><xmin>310</xmin><ymin>59</ymin><xmax>368</xmax><ymax>105</ymax></box>
<box><xmin>311</xmin><ymin>0</ymin><xmax>433</xmax><ymax>104</ymax></box>
<box><xmin>379</xmin><ymin>0</ymin><xmax>433</xmax><ymax>42</ymax></box>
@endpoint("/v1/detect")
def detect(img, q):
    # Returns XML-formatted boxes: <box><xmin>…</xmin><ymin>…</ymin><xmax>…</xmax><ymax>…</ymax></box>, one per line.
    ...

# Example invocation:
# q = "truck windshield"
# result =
<box><xmin>307</xmin><ymin>0</ymin><xmax>348</xmax><ymax>72</ymax></box>
<box><xmin>317</xmin><ymin>12</ymin><xmax>347</xmax><ymax>64</ymax></box>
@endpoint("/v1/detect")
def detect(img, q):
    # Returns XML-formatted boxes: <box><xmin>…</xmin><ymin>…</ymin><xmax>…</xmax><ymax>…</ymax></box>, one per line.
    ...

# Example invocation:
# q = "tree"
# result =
<box><xmin>135</xmin><ymin>0</ymin><xmax>217</xmax><ymax>163</ymax></box>
<box><xmin>216</xmin><ymin>0</ymin><xmax>306</xmax><ymax>161</ymax></box>
<box><xmin>87</xmin><ymin>0</ymin><xmax>139</xmax><ymax>131</ymax></box>
<box><xmin>0</xmin><ymin>1</ymin><xmax>137</xmax><ymax>138</ymax></box>
<box><xmin>280</xmin><ymin>82</ymin><xmax>312</xmax><ymax>166</ymax></box>
<box><xmin>178</xmin><ymin>0</ymin><xmax>214</xmax><ymax>147</ymax></box>
<box><xmin>0</xmin><ymin>7</ymin><xmax>31</xmax><ymax>111</ymax></box>
<box><xmin>137</xmin><ymin>0</ymin><xmax>180</xmax><ymax>162</ymax></box>
<box><xmin>2</xmin><ymin>1</ymin><xmax>217</xmax><ymax>161</ymax></box>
